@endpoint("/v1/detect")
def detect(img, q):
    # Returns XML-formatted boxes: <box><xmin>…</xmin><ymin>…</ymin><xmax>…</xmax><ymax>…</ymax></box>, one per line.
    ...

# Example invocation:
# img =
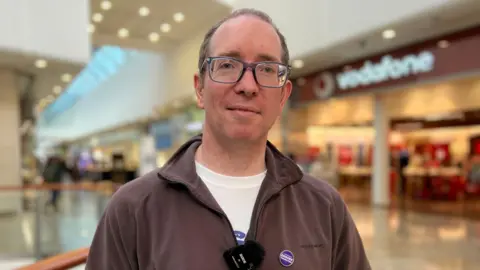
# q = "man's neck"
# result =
<box><xmin>195</xmin><ymin>129</ymin><xmax>267</xmax><ymax>177</ymax></box>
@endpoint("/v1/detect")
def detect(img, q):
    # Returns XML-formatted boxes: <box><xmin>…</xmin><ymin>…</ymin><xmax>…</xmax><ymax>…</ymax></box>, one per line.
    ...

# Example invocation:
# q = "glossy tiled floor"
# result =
<box><xmin>0</xmin><ymin>191</ymin><xmax>479</xmax><ymax>269</ymax></box>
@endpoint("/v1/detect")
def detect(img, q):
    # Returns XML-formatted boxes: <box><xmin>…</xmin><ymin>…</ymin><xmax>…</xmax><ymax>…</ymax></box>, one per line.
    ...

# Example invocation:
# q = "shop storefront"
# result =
<box><xmin>289</xmin><ymin>25</ymin><xmax>480</xmax><ymax>206</ymax></box>
<box><xmin>68</xmin><ymin>128</ymin><xmax>143</xmax><ymax>182</ymax></box>
<box><xmin>149</xmin><ymin>120</ymin><xmax>175</xmax><ymax>167</ymax></box>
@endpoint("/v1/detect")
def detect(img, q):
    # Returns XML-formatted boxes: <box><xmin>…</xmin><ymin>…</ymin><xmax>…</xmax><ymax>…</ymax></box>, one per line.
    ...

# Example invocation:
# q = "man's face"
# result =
<box><xmin>194</xmin><ymin>15</ymin><xmax>292</xmax><ymax>143</ymax></box>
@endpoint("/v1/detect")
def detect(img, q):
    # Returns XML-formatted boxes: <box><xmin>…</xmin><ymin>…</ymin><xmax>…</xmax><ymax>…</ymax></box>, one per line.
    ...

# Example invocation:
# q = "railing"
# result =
<box><xmin>16</xmin><ymin>247</ymin><xmax>89</xmax><ymax>270</ymax></box>
<box><xmin>0</xmin><ymin>181</ymin><xmax>120</xmax><ymax>270</ymax></box>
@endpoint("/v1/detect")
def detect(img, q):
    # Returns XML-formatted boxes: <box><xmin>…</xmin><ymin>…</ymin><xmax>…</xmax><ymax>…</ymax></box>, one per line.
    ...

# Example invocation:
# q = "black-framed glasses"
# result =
<box><xmin>202</xmin><ymin>57</ymin><xmax>290</xmax><ymax>88</ymax></box>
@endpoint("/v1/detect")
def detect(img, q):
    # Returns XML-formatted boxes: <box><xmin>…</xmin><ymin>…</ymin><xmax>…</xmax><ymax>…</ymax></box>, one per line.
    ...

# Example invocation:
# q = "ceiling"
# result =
<box><xmin>4</xmin><ymin>0</ymin><xmax>480</xmax><ymax>128</ymax></box>
<box><xmin>0</xmin><ymin>0</ymin><xmax>231</xmax><ymax>122</ymax></box>
<box><xmin>89</xmin><ymin>0</ymin><xmax>230</xmax><ymax>51</ymax></box>
<box><xmin>290</xmin><ymin>0</ymin><xmax>480</xmax><ymax>78</ymax></box>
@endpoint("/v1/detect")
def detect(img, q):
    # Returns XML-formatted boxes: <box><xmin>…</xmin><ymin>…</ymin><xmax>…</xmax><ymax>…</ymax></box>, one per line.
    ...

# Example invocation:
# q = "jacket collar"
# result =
<box><xmin>158</xmin><ymin>134</ymin><xmax>303</xmax><ymax>200</ymax></box>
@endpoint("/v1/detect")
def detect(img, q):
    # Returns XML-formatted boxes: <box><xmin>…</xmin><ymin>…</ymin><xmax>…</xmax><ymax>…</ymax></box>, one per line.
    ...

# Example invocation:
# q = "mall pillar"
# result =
<box><xmin>0</xmin><ymin>69</ymin><xmax>22</xmax><ymax>214</ymax></box>
<box><xmin>139</xmin><ymin>134</ymin><xmax>157</xmax><ymax>177</ymax></box>
<box><xmin>372</xmin><ymin>94</ymin><xmax>390</xmax><ymax>206</ymax></box>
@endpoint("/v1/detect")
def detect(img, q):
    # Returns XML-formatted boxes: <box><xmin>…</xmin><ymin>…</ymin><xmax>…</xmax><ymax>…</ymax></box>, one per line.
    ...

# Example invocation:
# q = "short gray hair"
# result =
<box><xmin>197</xmin><ymin>8</ymin><xmax>290</xmax><ymax>74</ymax></box>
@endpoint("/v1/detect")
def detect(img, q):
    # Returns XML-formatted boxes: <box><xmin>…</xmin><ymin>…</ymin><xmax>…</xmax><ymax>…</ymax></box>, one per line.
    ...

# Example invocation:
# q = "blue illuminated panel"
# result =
<box><xmin>41</xmin><ymin>46</ymin><xmax>129</xmax><ymax>123</ymax></box>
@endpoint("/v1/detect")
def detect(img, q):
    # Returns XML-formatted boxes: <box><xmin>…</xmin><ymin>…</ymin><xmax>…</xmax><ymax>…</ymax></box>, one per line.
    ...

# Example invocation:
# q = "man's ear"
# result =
<box><xmin>280</xmin><ymin>80</ymin><xmax>293</xmax><ymax>111</ymax></box>
<box><xmin>194</xmin><ymin>73</ymin><xmax>205</xmax><ymax>109</ymax></box>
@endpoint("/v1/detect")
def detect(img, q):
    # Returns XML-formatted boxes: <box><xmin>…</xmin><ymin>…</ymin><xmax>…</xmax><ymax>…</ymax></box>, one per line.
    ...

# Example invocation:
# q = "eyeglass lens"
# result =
<box><xmin>209</xmin><ymin>58</ymin><xmax>287</xmax><ymax>87</ymax></box>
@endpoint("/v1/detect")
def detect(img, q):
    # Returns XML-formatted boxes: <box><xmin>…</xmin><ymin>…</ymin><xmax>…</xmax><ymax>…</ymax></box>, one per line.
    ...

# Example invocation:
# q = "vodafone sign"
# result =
<box><xmin>311</xmin><ymin>50</ymin><xmax>435</xmax><ymax>100</ymax></box>
<box><xmin>292</xmin><ymin>25</ymin><xmax>480</xmax><ymax>104</ymax></box>
<box><xmin>335</xmin><ymin>51</ymin><xmax>435</xmax><ymax>90</ymax></box>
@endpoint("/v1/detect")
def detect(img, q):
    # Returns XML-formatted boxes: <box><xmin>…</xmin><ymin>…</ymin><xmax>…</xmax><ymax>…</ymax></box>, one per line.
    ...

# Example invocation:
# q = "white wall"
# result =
<box><xmin>230</xmin><ymin>0</ymin><xmax>449</xmax><ymax>59</ymax></box>
<box><xmin>0</xmin><ymin>0</ymin><xmax>91</xmax><ymax>64</ymax></box>
<box><xmin>0</xmin><ymin>69</ymin><xmax>22</xmax><ymax>213</ymax></box>
<box><xmin>37</xmin><ymin>51</ymin><xmax>167</xmax><ymax>140</ymax></box>
<box><xmin>164</xmin><ymin>29</ymin><xmax>208</xmax><ymax>103</ymax></box>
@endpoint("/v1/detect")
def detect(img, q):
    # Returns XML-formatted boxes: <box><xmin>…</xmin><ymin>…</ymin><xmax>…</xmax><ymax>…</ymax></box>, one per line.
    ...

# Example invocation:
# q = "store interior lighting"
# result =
<box><xmin>292</xmin><ymin>59</ymin><xmax>304</xmax><ymax>69</ymax></box>
<box><xmin>438</xmin><ymin>40</ymin><xmax>450</xmax><ymax>48</ymax></box>
<box><xmin>382</xmin><ymin>29</ymin><xmax>396</xmax><ymax>39</ymax></box>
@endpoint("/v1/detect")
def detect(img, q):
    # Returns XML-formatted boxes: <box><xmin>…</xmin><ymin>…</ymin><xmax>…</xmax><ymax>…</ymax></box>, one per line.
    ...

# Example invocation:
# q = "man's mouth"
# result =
<box><xmin>227</xmin><ymin>106</ymin><xmax>260</xmax><ymax>114</ymax></box>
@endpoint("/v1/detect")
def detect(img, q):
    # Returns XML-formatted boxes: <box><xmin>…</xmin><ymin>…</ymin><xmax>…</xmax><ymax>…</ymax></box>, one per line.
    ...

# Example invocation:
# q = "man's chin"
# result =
<box><xmin>225</xmin><ymin>127</ymin><xmax>263</xmax><ymax>142</ymax></box>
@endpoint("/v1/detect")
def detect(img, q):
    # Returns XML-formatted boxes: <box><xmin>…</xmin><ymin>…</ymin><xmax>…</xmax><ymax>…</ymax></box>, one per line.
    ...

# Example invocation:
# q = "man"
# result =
<box><xmin>86</xmin><ymin>8</ymin><xmax>370</xmax><ymax>270</ymax></box>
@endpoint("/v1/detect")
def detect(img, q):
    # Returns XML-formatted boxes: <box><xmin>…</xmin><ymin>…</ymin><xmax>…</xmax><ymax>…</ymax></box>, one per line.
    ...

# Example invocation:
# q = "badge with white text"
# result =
<box><xmin>279</xmin><ymin>250</ymin><xmax>294</xmax><ymax>267</ymax></box>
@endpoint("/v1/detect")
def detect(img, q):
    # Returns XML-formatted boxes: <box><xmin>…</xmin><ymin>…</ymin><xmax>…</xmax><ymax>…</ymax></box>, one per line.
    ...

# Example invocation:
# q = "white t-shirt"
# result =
<box><xmin>195</xmin><ymin>161</ymin><xmax>265</xmax><ymax>244</ymax></box>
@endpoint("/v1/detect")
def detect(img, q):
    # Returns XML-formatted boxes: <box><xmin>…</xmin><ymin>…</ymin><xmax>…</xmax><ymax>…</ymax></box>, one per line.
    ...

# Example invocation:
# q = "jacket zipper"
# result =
<box><xmin>164</xmin><ymin>178</ymin><xmax>238</xmax><ymax>246</ymax></box>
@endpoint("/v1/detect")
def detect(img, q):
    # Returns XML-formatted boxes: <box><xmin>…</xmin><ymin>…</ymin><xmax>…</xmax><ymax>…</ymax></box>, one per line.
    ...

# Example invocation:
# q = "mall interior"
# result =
<box><xmin>1</xmin><ymin>0</ymin><xmax>480</xmax><ymax>269</ymax></box>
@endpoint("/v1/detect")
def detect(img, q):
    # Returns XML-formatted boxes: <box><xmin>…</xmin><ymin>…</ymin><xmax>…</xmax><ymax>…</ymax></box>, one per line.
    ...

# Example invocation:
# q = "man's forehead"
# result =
<box><xmin>209</xmin><ymin>15</ymin><xmax>282</xmax><ymax>62</ymax></box>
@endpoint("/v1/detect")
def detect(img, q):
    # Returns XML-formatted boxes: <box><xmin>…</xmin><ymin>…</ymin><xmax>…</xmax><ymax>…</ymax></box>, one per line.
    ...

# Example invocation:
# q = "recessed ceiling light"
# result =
<box><xmin>160</xmin><ymin>23</ymin><xmax>171</xmax><ymax>33</ymax></box>
<box><xmin>100</xmin><ymin>1</ymin><xmax>112</xmax><ymax>11</ymax></box>
<box><xmin>149</xmin><ymin>32</ymin><xmax>160</xmax><ymax>43</ymax></box>
<box><xmin>46</xmin><ymin>95</ymin><xmax>55</xmax><ymax>102</ymax></box>
<box><xmin>173</xmin><ymin>12</ymin><xmax>185</xmax><ymax>23</ymax></box>
<box><xmin>87</xmin><ymin>23</ymin><xmax>95</xmax><ymax>33</ymax></box>
<box><xmin>35</xmin><ymin>59</ymin><xmax>47</xmax><ymax>69</ymax></box>
<box><xmin>382</xmin><ymin>29</ymin><xmax>396</xmax><ymax>39</ymax></box>
<box><xmin>437</xmin><ymin>40</ymin><xmax>449</xmax><ymax>48</ymax></box>
<box><xmin>118</xmin><ymin>28</ymin><xmax>129</xmax><ymax>38</ymax></box>
<box><xmin>292</xmin><ymin>59</ymin><xmax>304</xmax><ymax>69</ymax></box>
<box><xmin>53</xmin><ymin>85</ymin><xmax>62</xmax><ymax>95</ymax></box>
<box><xmin>139</xmin><ymin>6</ymin><xmax>150</xmax><ymax>17</ymax></box>
<box><xmin>61</xmin><ymin>73</ymin><xmax>72</xmax><ymax>83</ymax></box>
<box><xmin>92</xmin><ymin>13</ymin><xmax>103</xmax><ymax>23</ymax></box>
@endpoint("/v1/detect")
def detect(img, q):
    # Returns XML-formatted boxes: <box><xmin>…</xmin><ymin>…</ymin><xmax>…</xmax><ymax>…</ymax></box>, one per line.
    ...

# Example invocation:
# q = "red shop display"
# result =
<box><xmin>337</xmin><ymin>145</ymin><xmax>353</xmax><ymax>166</ymax></box>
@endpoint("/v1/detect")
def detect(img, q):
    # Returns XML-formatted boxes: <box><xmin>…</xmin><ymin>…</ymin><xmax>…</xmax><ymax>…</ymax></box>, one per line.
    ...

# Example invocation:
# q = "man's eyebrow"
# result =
<box><xmin>256</xmin><ymin>53</ymin><xmax>279</xmax><ymax>62</ymax></box>
<box><xmin>215</xmin><ymin>51</ymin><xmax>280</xmax><ymax>63</ymax></box>
<box><xmin>216</xmin><ymin>51</ymin><xmax>242</xmax><ymax>58</ymax></box>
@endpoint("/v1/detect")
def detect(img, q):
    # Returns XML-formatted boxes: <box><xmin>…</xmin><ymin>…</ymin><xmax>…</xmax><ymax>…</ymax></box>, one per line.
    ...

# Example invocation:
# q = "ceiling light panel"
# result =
<box><xmin>53</xmin><ymin>85</ymin><xmax>62</xmax><ymax>95</ymax></box>
<box><xmin>87</xmin><ymin>24</ymin><xmax>95</xmax><ymax>33</ymax></box>
<box><xmin>100</xmin><ymin>1</ymin><xmax>112</xmax><ymax>11</ymax></box>
<box><xmin>173</xmin><ymin>12</ymin><xmax>185</xmax><ymax>23</ymax></box>
<box><xmin>382</xmin><ymin>29</ymin><xmax>396</xmax><ymax>39</ymax></box>
<box><xmin>139</xmin><ymin>6</ymin><xmax>150</xmax><ymax>17</ymax></box>
<box><xmin>292</xmin><ymin>59</ymin><xmax>304</xmax><ymax>69</ymax></box>
<box><xmin>61</xmin><ymin>73</ymin><xmax>72</xmax><ymax>83</ymax></box>
<box><xmin>149</xmin><ymin>32</ymin><xmax>160</xmax><ymax>43</ymax></box>
<box><xmin>118</xmin><ymin>28</ymin><xmax>129</xmax><ymax>38</ymax></box>
<box><xmin>160</xmin><ymin>23</ymin><xmax>171</xmax><ymax>33</ymax></box>
<box><xmin>92</xmin><ymin>13</ymin><xmax>103</xmax><ymax>23</ymax></box>
<box><xmin>35</xmin><ymin>59</ymin><xmax>47</xmax><ymax>69</ymax></box>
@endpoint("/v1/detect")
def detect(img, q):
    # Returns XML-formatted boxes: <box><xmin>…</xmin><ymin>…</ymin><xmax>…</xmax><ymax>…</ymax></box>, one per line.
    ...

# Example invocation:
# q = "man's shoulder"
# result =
<box><xmin>295</xmin><ymin>173</ymin><xmax>345</xmax><ymax>208</ymax></box>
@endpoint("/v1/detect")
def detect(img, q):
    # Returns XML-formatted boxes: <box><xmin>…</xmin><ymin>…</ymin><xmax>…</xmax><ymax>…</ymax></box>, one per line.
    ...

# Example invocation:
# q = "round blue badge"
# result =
<box><xmin>279</xmin><ymin>250</ymin><xmax>294</xmax><ymax>267</ymax></box>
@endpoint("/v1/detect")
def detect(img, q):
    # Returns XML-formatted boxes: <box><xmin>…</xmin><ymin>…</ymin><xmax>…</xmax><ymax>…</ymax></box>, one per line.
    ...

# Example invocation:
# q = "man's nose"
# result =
<box><xmin>233</xmin><ymin>68</ymin><xmax>259</xmax><ymax>97</ymax></box>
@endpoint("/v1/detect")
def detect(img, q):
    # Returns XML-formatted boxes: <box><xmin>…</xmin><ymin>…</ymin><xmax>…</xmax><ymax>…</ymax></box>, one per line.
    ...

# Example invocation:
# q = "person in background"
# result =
<box><xmin>42</xmin><ymin>153</ymin><xmax>69</xmax><ymax>211</ymax></box>
<box><xmin>465</xmin><ymin>151</ymin><xmax>480</xmax><ymax>196</ymax></box>
<box><xmin>398</xmin><ymin>148</ymin><xmax>410</xmax><ymax>197</ymax></box>
<box><xmin>86</xmin><ymin>8</ymin><xmax>370</xmax><ymax>270</ymax></box>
